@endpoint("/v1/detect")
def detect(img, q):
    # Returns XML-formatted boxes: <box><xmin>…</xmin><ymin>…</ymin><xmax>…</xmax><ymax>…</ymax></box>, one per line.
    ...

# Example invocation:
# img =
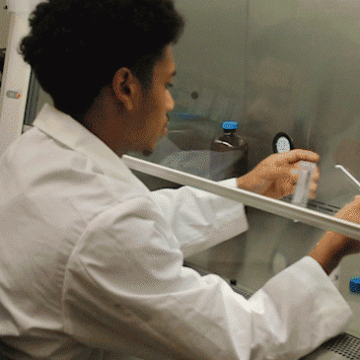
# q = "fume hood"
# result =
<box><xmin>1</xmin><ymin>0</ymin><xmax>360</xmax><ymax>359</ymax></box>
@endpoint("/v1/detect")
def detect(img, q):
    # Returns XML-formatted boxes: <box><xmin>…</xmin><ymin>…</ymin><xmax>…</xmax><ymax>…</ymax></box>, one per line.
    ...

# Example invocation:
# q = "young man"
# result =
<box><xmin>0</xmin><ymin>0</ymin><xmax>359</xmax><ymax>359</ymax></box>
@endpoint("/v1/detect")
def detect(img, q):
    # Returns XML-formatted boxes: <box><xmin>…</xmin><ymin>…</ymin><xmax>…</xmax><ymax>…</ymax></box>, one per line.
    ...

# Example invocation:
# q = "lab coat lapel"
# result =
<box><xmin>32</xmin><ymin>104</ymin><xmax>149</xmax><ymax>192</ymax></box>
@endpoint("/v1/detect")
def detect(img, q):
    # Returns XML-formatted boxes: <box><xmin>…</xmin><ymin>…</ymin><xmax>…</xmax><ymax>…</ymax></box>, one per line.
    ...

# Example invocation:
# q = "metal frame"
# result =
<box><xmin>123</xmin><ymin>155</ymin><xmax>360</xmax><ymax>241</ymax></box>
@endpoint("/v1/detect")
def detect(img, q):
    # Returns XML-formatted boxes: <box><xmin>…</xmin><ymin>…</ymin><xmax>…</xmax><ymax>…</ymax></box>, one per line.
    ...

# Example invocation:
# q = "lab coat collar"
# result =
<box><xmin>33</xmin><ymin>103</ymin><xmax>149</xmax><ymax>191</ymax></box>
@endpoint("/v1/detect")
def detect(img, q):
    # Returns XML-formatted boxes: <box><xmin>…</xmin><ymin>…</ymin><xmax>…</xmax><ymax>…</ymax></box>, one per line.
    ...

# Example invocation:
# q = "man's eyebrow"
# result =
<box><xmin>171</xmin><ymin>70</ymin><xmax>177</xmax><ymax>77</ymax></box>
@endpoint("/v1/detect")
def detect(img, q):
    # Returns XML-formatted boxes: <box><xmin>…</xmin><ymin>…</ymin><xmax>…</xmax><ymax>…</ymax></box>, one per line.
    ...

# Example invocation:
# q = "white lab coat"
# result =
<box><xmin>0</xmin><ymin>104</ymin><xmax>352</xmax><ymax>359</ymax></box>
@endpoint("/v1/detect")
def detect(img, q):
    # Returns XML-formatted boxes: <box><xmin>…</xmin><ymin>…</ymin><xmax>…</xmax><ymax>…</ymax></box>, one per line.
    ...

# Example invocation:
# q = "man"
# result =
<box><xmin>0</xmin><ymin>1</ymin><xmax>359</xmax><ymax>359</ymax></box>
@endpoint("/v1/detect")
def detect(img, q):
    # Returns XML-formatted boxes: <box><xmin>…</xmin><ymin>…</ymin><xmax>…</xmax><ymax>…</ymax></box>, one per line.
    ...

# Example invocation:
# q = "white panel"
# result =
<box><xmin>7</xmin><ymin>0</ymin><xmax>41</xmax><ymax>14</ymax></box>
<box><xmin>0</xmin><ymin>13</ymin><xmax>31</xmax><ymax>156</ymax></box>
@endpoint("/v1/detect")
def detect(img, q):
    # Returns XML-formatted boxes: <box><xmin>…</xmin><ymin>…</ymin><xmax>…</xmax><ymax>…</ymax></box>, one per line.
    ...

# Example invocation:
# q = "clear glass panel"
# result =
<box><xmin>129</xmin><ymin>0</ymin><xmax>249</xmax><ymax>186</ymax></box>
<box><xmin>130</xmin><ymin>0</ymin><xmax>360</xmax><ymax>219</ymax></box>
<box><xmin>243</xmin><ymin>2</ymin><xmax>360</xmax><ymax>337</ymax></box>
<box><xmin>141</xmin><ymin>0</ymin><xmax>360</xmax><ymax>336</ymax></box>
<box><xmin>246</xmin><ymin>0</ymin><xmax>360</xmax><ymax>211</ymax></box>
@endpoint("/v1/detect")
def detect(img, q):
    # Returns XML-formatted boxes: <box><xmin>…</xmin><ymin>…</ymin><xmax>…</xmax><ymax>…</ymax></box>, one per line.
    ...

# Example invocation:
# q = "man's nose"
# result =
<box><xmin>167</xmin><ymin>92</ymin><xmax>175</xmax><ymax>111</ymax></box>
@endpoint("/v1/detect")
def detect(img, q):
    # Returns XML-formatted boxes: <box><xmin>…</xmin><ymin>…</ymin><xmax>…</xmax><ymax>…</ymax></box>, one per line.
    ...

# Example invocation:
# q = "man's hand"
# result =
<box><xmin>236</xmin><ymin>149</ymin><xmax>320</xmax><ymax>199</ymax></box>
<box><xmin>309</xmin><ymin>196</ymin><xmax>360</xmax><ymax>275</ymax></box>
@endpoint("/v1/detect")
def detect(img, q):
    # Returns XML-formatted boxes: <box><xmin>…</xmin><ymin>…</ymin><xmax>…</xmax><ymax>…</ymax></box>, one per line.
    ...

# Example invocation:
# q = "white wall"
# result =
<box><xmin>0</xmin><ymin>0</ymin><xmax>10</xmax><ymax>48</ymax></box>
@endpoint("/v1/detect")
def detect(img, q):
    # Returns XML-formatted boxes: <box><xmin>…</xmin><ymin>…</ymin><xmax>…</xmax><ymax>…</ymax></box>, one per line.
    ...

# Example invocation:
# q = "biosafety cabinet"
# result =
<box><xmin>1</xmin><ymin>0</ymin><xmax>360</xmax><ymax>358</ymax></box>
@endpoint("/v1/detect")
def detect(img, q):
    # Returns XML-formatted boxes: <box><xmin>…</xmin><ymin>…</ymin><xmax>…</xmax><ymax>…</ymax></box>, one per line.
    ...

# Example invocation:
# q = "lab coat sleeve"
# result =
<box><xmin>63</xmin><ymin>196</ymin><xmax>351</xmax><ymax>360</ymax></box>
<box><xmin>149</xmin><ymin>178</ymin><xmax>248</xmax><ymax>257</ymax></box>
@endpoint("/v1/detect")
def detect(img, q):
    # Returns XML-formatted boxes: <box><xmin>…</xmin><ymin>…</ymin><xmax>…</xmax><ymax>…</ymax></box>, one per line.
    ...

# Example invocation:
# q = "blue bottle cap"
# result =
<box><xmin>222</xmin><ymin>121</ymin><xmax>238</xmax><ymax>130</ymax></box>
<box><xmin>349</xmin><ymin>277</ymin><xmax>360</xmax><ymax>293</ymax></box>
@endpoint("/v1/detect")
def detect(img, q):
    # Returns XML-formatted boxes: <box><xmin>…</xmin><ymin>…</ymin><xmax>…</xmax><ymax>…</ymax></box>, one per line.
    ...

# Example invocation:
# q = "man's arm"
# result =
<box><xmin>237</xmin><ymin>149</ymin><xmax>320</xmax><ymax>199</ymax></box>
<box><xmin>309</xmin><ymin>196</ymin><xmax>360</xmax><ymax>275</ymax></box>
<box><xmin>236</xmin><ymin>149</ymin><xmax>360</xmax><ymax>275</ymax></box>
<box><xmin>150</xmin><ymin>178</ymin><xmax>248</xmax><ymax>257</ymax></box>
<box><xmin>151</xmin><ymin>149</ymin><xmax>320</xmax><ymax>256</ymax></box>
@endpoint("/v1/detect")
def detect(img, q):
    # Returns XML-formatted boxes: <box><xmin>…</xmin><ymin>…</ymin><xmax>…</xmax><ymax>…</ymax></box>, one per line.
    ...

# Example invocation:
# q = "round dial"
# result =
<box><xmin>273</xmin><ymin>132</ymin><xmax>294</xmax><ymax>153</ymax></box>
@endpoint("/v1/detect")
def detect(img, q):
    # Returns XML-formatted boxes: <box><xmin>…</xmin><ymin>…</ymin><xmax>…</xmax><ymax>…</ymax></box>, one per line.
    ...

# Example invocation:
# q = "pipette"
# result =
<box><xmin>335</xmin><ymin>165</ymin><xmax>360</xmax><ymax>189</ymax></box>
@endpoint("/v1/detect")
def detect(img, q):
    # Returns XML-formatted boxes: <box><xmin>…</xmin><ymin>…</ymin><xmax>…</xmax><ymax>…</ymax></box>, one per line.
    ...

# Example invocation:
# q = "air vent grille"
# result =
<box><xmin>322</xmin><ymin>333</ymin><xmax>360</xmax><ymax>359</ymax></box>
<box><xmin>282</xmin><ymin>196</ymin><xmax>341</xmax><ymax>216</ymax></box>
<box><xmin>231</xmin><ymin>285</ymin><xmax>252</xmax><ymax>299</ymax></box>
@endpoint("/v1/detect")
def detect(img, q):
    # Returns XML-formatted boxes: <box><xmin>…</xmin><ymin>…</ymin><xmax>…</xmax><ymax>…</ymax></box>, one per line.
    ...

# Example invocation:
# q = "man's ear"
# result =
<box><xmin>112</xmin><ymin>68</ymin><xmax>140</xmax><ymax>111</ymax></box>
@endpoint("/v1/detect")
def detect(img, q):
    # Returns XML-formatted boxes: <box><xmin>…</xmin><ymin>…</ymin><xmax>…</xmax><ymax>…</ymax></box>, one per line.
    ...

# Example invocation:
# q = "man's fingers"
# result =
<box><xmin>312</xmin><ymin>166</ymin><xmax>321</xmax><ymax>182</ymax></box>
<box><xmin>309</xmin><ymin>181</ymin><xmax>318</xmax><ymax>199</ymax></box>
<box><xmin>335</xmin><ymin>196</ymin><xmax>360</xmax><ymax>224</ymax></box>
<box><xmin>282</xmin><ymin>149</ymin><xmax>320</xmax><ymax>164</ymax></box>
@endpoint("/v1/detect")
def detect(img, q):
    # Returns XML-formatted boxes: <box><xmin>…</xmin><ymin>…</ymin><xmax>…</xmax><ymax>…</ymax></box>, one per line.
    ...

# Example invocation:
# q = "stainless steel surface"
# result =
<box><xmin>187</xmin><ymin>263</ymin><xmax>360</xmax><ymax>360</ymax></box>
<box><xmin>335</xmin><ymin>166</ymin><xmax>360</xmax><ymax>190</ymax></box>
<box><xmin>170</xmin><ymin>0</ymin><xmax>248</xmax><ymax>121</ymax></box>
<box><xmin>302</xmin><ymin>333</ymin><xmax>360</xmax><ymax>360</ymax></box>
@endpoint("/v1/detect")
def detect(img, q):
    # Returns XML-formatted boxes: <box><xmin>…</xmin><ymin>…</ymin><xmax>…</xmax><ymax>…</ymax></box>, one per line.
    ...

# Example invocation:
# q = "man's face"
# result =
<box><xmin>130</xmin><ymin>46</ymin><xmax>176</xmax><ymax>155</ymax></box>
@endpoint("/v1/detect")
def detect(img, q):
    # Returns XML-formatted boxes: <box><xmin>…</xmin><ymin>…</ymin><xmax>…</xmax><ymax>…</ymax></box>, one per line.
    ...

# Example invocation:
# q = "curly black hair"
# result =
<box><xmin>20</xmin><ymin>0</ymin><xmax>185</xmax><ymax>121</ymax></box>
